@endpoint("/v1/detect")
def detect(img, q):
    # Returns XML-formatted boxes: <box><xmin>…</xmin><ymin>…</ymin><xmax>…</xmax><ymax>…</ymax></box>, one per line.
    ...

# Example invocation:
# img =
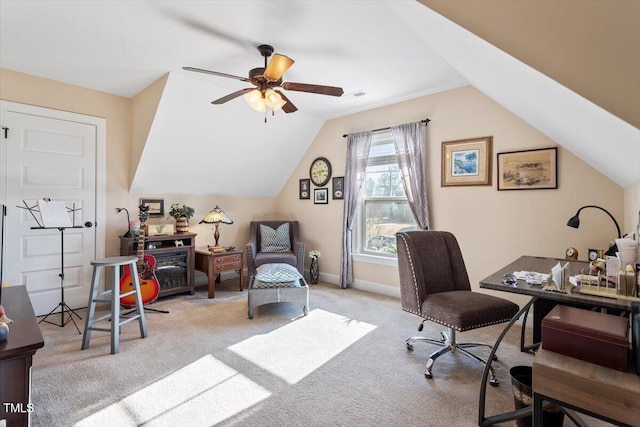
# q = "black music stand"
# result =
<box><xmin>19</xmin><ymin>200</ymin><xmax>84</xmax><ymax>334</ymax></box>
<box><xmin>37</xmin><ymin>225</ymin><xmax>84</xmax><ymax>334</ymax></box>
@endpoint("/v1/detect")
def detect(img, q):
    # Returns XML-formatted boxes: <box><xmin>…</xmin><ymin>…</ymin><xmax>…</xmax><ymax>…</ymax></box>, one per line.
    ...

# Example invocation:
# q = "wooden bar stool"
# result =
<box><xmin>81</xmin><ymin>256</ymin><xmax>148</xmax><ymax>354</ymax></box>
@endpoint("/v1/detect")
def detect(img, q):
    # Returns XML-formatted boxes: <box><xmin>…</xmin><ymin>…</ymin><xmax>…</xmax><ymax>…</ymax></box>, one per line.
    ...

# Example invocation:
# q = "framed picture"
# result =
<box><xmin>299</xmin><ymin>179</ymin><xmax>310</xmax><ymax>200</ymax></box>
<box><xmin>140</xmin><ymin>198</ymin><xmax>164</xmax><ymax>217</ymax></box>
<box><xmin>314</xmin><ymin>188</ymin><xmax>328</xmax><ymax>204</ymax></box>
<box><xmin>497</xmin><ymin>147</ymin><xmax>557</xmax><ymax>190</ymax></box>
<box><xmin>332</xmin><ymin>176</ymin><xmax>344</xmax><ymax>200</ymax></box>
<box><xmin>441</xmin><ymin>136</ymin><xmax>492</xmax><ymax>186</ymax></box>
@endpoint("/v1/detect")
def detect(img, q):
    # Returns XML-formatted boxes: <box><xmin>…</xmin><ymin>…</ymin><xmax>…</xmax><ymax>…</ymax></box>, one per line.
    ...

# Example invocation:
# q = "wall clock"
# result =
<box><xmin>309</xmin><ymin>157</ymin><xmax>332</xmax><ymax>187</ymax></box>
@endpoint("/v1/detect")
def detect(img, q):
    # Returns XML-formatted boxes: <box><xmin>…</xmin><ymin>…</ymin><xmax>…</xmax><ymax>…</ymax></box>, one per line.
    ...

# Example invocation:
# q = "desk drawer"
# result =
<box><xmin>214</xmin><ymin>260</ymin><xmax>242</xmax><ymax>272</ymax></box>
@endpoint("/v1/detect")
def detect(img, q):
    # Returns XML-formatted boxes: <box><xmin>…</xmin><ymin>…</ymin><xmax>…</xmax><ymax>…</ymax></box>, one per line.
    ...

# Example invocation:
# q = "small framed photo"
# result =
<box><xmin>441</xmin><ymin>136</ymin><xmax>492</xmax><ymax>187</ymax></box>
<box><xmin>314</xmin><ymin>188</ymin><xmax>328</xmax><ymax>204</ymax></box>
<box><xmin>332</xmin><ymin>176</ymin><xmax>344</xmax><ymax>200</ymax></box>
<box><xmin>140</xmin><ymin>198</ymin><xmax>164</xmax><ymax>217</ymax></box>
<box><xmin>497</xmin><ymin>147</ymin><xmax>557</xmax><ymax>190</ymax></box>
<box><xmin>299</xmin><ymin>179</ymin><xmax>310</xmax><ymax>200</ymax></box>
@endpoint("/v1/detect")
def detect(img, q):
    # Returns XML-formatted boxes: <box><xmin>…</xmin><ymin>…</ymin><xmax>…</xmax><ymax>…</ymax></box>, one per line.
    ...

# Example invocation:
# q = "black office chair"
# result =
<box><xmin>396</xmin><ymin>231</ymin><xmax>519</xmax><ymax>385</ymax></box>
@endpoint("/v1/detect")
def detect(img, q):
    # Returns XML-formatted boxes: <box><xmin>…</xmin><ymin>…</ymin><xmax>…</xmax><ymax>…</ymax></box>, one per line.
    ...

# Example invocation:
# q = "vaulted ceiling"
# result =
<box><xmin>1</xmin><ymin>1</ymin><xmax>638</xmax><ymax>195</ymax></box>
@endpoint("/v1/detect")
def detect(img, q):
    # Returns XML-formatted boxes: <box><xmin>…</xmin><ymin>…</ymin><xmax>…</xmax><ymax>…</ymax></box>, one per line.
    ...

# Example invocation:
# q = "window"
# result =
<box><xmin>357</xmin><ymin>131</ymin><xmax>417</xmax><ymax>258</ymax></box>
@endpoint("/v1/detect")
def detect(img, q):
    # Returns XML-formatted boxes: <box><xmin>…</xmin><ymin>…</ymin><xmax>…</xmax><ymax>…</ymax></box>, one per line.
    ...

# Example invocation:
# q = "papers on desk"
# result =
<box><xmin>542</xmin><ymin>262</ymin><xmax>575</xmax><ymax>293</ymax></box>
<box><xmin>513</xmin><ymin>271</ymin><xmax>549</xmax><ymax>285</ymax></box>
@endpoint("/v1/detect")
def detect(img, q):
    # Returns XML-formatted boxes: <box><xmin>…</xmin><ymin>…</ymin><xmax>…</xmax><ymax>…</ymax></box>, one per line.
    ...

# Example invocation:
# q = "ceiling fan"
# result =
<box><xmin>183</xmin><ymin>44</ymin><xmax>344</xmax><ymax>116</ymax></box>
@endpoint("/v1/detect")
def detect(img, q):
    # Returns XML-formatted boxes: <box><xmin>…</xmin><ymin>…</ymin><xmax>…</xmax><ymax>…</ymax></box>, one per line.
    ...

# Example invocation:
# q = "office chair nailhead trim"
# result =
<box><xmin>424</xmin><ymin>315</ymin><xmax>515</xmax><ymax>332</ymax></box>
<box><xmin>398</xmin><ymin>234</ymin><xmax>422</xmax><ymax>316</ymax></box>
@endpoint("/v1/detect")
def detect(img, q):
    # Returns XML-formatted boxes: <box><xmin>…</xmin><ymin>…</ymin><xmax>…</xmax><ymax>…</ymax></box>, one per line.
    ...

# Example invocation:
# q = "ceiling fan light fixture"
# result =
<box><xmin>264</xmin><ymin>54</ymin><xmax>294</xmax><ymax>82</ymax></box>
<box><xmin>244</xmin><ymin>89</ymin><xmax>266</xmax><ymax>112</ymax></box>
<box><xmin>264</xmin><ymin>88</ymin><xmax>287</xmax><ymax>110</ymax></box>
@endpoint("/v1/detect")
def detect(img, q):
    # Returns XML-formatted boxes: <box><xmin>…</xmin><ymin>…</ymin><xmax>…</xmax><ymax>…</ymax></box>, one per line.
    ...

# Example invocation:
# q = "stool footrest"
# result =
<box><xmin>96</xmin><ymin>290</ymin><xmax>112</xmax><ymax>297</ymax></box>
<box><xmin>87</xmin><ymin>326</ymin><xmax>112</xmax><ymax>333</ymax></box>
<box><xmin>118</xmin><ymin>315</ymin><xmax>141</xmax><ymax>325</ymax></box>
<box><xmin>119</xmin><ymin>289</ymin><xmax>138</xmax><ymax>298</ymax></box>
<box><xmin>92</xmin><ymin>313</ymin><xmax>112</xmax><ymax>323</ymax></box>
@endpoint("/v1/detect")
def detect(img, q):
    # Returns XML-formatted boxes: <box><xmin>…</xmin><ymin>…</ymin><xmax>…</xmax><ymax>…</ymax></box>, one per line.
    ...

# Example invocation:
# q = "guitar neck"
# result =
<box><xmin>136</xmin><ymin>221</ymin><xmax>146</xmax><ymax>263</ymax></box>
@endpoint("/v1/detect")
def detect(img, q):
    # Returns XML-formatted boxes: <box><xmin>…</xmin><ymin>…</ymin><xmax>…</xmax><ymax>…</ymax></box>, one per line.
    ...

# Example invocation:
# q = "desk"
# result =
<box><xmin>195</xmin><ymin>248</ymin><xmax>243</xmax><ymax>298</ymax></box>
<box><xmin>0</xmin><ymin>286</ymin><xmax>45</xmax><ymax>426</ymax></box>
<box><xmin>533</xmin><ymin>348</ymin><xmax>640</xmax><ymax>427</ymax></box>
<box><xmin>480</xmin><ymin>255</ymin><xmax>631</xmax><ymax>351</ymax></box>
<box><xmin>477</xmin><ymin>256</ymin><xmax>634</xmax><ymax>426</ymax></box>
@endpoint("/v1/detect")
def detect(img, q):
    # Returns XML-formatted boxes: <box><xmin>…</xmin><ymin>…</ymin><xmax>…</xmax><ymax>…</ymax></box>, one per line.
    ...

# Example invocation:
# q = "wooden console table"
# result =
<box><xmin>120</xmin><ymin>233</ymin><xmax>196</xmax><ymax>298</ymax></box>
<box><xmin>533</xmin><ymin>348</ymin><xmax>640</xmax><ymax>427</ymax></box>
<box><xmin>195</xmin><ymin>248</ymin><xmax>243</xmax><ymax>298</ymax></box>
<box><xmin>0</xmin><ymin>286</ymin><xmax>44</xmax><ymax>427</ymax></box>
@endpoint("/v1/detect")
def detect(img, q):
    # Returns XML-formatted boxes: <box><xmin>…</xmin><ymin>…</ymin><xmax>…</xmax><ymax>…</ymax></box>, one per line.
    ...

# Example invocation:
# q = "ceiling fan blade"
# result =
<box><xmin>212</xmin><ymin>88</ymin><xmax>255</xmax><ymax>104</ymax></box>
<box><xmin>275</xmin><ymin>90</ymin><xmax>298</xmax><ymax>113</ymax></box>
<box><xmin>183</xmin><ymin>67</ymin><xmax>250</xmax><ymax>82</ymax></box>
<box><xmin>264</xmin><ymin>54</ymin><xmax>294</xmax><ymax>82</ymax></box>
<box><xmin>281</xmin><ymin>82</ymin><xmax>343</xmax><ymax>97</ymax></box>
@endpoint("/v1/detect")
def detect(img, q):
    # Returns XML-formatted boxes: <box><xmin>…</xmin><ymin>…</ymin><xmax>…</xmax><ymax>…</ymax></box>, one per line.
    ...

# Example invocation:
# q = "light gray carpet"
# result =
<box><xmin>31</xmin><ymin>281</ymin><xmax>612</xmax><ymax>426</ymax></box>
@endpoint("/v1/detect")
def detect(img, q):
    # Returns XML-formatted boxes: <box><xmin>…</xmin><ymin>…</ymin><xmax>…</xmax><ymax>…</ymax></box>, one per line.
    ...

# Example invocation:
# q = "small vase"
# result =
<box><xmin>175</xmin><ymin>216</ymin><xmax>189</xmax><ymax>233</ymax></box>
<box><xmin>310</xmin><ymin>258</ymin><xmax>319</xmax><ymax>284</ymax></box>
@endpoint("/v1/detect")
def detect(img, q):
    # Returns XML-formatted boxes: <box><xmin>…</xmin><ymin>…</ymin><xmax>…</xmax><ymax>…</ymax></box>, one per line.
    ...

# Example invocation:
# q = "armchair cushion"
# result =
<box><xmin>260</xmin><ymin>223</ymin><xmax>291</xmax><ymax>253</ymax></box>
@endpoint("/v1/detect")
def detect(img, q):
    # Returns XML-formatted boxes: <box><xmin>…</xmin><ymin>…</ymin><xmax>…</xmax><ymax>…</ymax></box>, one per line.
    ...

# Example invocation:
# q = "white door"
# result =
<box><xmin>1</xmin><ymin>101</ymin><xmax>105</xmax><ymax>316</ymax></box>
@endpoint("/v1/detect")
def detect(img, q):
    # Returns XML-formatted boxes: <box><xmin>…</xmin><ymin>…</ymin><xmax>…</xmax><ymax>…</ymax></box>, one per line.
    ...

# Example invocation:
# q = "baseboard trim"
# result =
<box><xmin>309</xmin><ymin>270</ymin><xmax>401</xmax><ymax>299</ymax></box>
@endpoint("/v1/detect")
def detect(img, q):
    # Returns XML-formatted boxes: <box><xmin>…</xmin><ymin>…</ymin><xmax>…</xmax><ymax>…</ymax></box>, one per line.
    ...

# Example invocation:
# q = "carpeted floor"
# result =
<box><xmin>30</xmin><ymin>281</ymin><xmax>613</xmax><ymax>426</ymax></box>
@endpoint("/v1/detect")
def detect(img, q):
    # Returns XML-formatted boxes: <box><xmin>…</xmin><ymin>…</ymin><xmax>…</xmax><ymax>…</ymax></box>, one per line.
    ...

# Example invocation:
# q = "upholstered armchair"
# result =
<box><xmin>246</xmin><ymin>221</ymin><xmax>305</xmax><ymax>277</ymax></box>
<box><xmin>396</xmin><ymin>230</ymin><xmax>519</xmax><ymax>386</ymax></box>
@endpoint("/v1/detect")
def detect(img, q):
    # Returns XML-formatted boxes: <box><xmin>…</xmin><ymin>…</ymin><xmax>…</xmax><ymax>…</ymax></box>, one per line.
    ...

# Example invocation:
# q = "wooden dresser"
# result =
<box><xmin>0</xmin><ymin>286</ymin><xmax>44</xmax><ymax>426</ymax></box>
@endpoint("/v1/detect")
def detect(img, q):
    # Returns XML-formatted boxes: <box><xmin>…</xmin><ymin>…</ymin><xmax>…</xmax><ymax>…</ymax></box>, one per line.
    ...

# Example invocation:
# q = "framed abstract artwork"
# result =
<box><xmin>441</xmin><ymin>136</ymin><xmax>492</xmax><ymax>187</ymax></box>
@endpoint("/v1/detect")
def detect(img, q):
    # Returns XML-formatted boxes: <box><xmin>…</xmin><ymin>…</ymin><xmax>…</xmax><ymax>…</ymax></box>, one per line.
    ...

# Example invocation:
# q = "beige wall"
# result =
<box><xmin>277</xmin><ymin>85</ymin><xmax>624</xmax><ymax>303</ymax></box>
<box><xmin>1</xmin><ymin>70</ymin><xmax>628</xmax><ymax>303</ymax></box>
<box><xmin>624</xmin><ymin>181</ymin><xmax>640</xmax><ymax>237</ymax></box>
<box><xmin>0</xmin><ymin>68</ymin><xmax>279</xmax><ymax>257</ymax></box>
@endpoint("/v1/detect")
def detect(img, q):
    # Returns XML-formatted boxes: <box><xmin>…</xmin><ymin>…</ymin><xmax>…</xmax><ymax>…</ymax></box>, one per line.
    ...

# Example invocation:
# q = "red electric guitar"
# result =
<box><xmin>119</xmin><ymin>205</ymin><xmax>160</xmax><ymax>307</ymax></box>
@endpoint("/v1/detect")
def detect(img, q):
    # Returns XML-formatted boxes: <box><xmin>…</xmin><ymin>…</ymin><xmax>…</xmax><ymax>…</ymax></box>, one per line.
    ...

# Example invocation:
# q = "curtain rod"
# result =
<box><xmin>342</xmin><ymin>118</ymin><xmax>430</xmax><ymax>138</ymax></box>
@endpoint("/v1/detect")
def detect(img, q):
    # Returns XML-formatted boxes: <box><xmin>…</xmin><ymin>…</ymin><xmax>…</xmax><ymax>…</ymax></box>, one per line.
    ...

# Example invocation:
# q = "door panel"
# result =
<box><xmin>2</xmin><ymin>106</ymin><xmax>98</xmax><ymax>315</ymax></box>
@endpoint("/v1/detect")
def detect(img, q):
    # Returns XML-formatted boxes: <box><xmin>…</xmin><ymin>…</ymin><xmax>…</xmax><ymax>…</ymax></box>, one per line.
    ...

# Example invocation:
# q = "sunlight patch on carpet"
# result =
<box><xmin>228</xmin><ymin>309</ymin><xmax>377</xmax><ymax>384</ymax></box>
<box><xmin>74</xmin><ymin>355</ymin><xmax>270</xmax><ymax>426</ymax></box>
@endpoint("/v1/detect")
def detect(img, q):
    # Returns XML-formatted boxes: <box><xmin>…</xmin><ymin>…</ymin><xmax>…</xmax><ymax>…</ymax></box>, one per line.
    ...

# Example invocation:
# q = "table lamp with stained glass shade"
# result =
<box><xmin>200</xmin><ymin>205</ymin><xmax>234</xmax><ymax>253</ymax></box>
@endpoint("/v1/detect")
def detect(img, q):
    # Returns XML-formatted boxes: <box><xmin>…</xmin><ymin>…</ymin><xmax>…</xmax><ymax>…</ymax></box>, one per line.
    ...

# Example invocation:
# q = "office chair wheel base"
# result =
<box><xmin>406</xmin><ymin>343</ymin><xmax>414</xmax><ymax>351</ymax></box>
<box><xmin>489</xmin><ymin>375</ymin><xmax>499</xmax><ymax>387</ymax></box>
<box><xmin>492</xmin><ymin>354</ymin><xmax>498</xmax><ymax>361</ymax></box>
<box><xmin>424</xmin><ymin>370</ymin><xmax>433</xmax><ymax>379</ymax></box>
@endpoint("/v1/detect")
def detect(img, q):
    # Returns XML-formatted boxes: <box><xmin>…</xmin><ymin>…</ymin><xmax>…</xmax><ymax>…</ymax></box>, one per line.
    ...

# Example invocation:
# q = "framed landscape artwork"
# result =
<box><xmin>497</xmin><ymin>147</ymin><xmax>558</xmax><ymax>190</ymax></box>
<box><xmin>140</xmin><ymin>198</ymin><xmax>164</xmax><ymax>217</ymax></box>
<box><xmin>441</xmin><ymin>136</ymin><xmax>492</xmax><ymax>186</ymax></box>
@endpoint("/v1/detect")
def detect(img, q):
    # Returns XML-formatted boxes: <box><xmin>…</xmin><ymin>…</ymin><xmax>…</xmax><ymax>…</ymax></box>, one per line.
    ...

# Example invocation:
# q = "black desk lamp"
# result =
<box><xmin>566</xmin><ymin>205</ymin><xmax>621</xmax><ymax>256</ymax></box>
<box><xmin>115</xmin><ymin>207</ymin><xmax>133</xmax><ymax>237</ymax></box>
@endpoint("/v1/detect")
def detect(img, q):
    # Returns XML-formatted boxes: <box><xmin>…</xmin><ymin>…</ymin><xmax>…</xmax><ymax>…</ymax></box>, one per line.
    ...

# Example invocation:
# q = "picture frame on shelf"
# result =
<box><xmin>332</xmin><ymin>176</ymin><xmax>344</xmax><ymax>200</ymax></box>
<box><xmin>497</xmin><ymin>147</ymin><xmax>557</xmax><ymax>190</ymax></box>
<box><xmin>441</xmin><ymin>136</ymin><xmax>492</xmax><ymax>187</ymax></box>
<box><xmin>314</xmin><ymin>188</ymin><xmax>328</xmax><ymax>204</ymax></box>
<box><xmin>299</xmin><ymin>179</ymin><xmax>310</xmax><ymax>200</ymax></box>
<box><xmin>140</xmin><ymin>198</ymin><xmax>164</xmax><ymax>217</ymax></box>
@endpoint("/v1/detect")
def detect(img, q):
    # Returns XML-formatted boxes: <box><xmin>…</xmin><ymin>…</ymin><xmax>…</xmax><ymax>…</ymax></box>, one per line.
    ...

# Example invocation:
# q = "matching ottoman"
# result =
<box><xmin>248</xmin><ymin>263</ymin><xmax>309</xmax><ymax>319</ymax></box>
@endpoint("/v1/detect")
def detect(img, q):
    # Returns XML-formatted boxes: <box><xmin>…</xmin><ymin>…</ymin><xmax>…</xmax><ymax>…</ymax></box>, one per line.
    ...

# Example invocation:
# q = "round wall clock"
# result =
<box><xmin>309</xmin><ymin>157</ymin><xmax>332</xmax><ymax>186</ymax></box>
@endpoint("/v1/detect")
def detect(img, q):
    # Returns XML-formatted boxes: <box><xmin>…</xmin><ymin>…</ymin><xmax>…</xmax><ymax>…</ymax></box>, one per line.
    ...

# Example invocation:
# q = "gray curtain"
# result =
<box><xmin>391</xmin><ymin>122</ymin><xmax>430</xmax><ymax>230</ymax></box>
<box><xmin>340</xmin><ymin>131</ymin><xmax>373</xmax><ymax>288</ymax></box>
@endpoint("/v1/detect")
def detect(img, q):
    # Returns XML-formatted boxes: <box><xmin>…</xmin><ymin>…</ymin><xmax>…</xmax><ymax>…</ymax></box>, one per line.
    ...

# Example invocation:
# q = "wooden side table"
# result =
<box><xmin>195</xmin><ymin>248</ymin><xmax>243</xmax><ymax>298</ymax></box>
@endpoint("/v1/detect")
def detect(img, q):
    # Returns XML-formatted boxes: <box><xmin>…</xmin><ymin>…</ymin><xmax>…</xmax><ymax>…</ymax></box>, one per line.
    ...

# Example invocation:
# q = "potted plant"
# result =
<box><xmin>169</xmin><ymin>203</ymin><xmax>195</xmax><ymax>233</ymax></box>
<box><xmin>308</xmin><ymin>249</ymin><xmax>321</xmax><ymax>284</ymax></box>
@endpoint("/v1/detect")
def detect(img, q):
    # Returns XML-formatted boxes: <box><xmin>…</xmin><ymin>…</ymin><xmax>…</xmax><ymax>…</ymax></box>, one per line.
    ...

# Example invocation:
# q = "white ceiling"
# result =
<box><xmin>1</xmin><ymin>1</ymin><xmax>637</xmax><ymax>194</ymax></box>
